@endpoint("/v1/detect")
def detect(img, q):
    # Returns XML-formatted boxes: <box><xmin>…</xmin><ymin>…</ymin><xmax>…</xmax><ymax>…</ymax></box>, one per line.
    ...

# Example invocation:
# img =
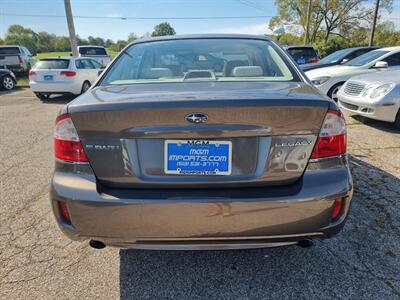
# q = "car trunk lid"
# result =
<box><xmin>68</xmin><ymin>81</ymin><xmax>328</xmax><ymax>188</ymax></box>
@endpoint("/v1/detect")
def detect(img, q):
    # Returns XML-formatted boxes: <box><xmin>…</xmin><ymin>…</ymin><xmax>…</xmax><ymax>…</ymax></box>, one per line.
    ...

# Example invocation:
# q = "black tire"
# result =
<box><xmin>81</xmin><ymin>81</ymin><xmax>91</xmax><ymax>94</ymax></box>
<box><xmin>395</xmin><ymin>109</ymin><xmax>400</xmax><ymax>129</ymax></box>
<box><xmin>34</xmin><ymin>92</ymin><xmax>50</xmax><ymax>100</ymax></box>
<box><xmin>328</xmin><ymin>83</ymin><xmax>344</xmax><ymax>102</ymax></box>
<box><xmin>1</xmin><ymin>75</ymin><xmax>15</xmax><ymax>90</ymax></box>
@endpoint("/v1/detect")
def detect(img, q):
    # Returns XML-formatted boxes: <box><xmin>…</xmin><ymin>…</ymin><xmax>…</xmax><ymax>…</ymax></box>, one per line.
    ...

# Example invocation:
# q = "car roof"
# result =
<box><xmin>377</xmin><ymin>46</ymin><xmax>400</xmax><ymax>51</ymax></box>
<box><xmin>78</xmin><ymin>45</ymin><xmax>106</xmax><ymax>48</ymax></box>
<box><xmin>284</xmin><ymin>45</ymin><xmax>315</xmax><ymax>49</ymax></box>
<box><xmin>130</xmin><ymin>34</ymin><xmax>271</xmax><ymax>45</ymax></box>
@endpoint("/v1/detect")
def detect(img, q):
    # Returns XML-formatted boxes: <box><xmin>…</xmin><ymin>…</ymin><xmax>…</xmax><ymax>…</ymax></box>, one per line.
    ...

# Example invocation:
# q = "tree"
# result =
<box><xmin>4</xmin><ymin>24</ymin><xmax>38</xmax><ymax>53</ymax></box>
<box><xmin>127</xmin><ymin>33</ymin><xmax>138</xmax><ymax>43</ymax></box>
<box><xmin>269</xmin><ymin>0</ymin><xmax>393</xmax><ymax>43</ymax></box>
<box><xmin>151</xmin><ymin>22</ymin><xmax>176</xmax><ymax>37</ymax></box>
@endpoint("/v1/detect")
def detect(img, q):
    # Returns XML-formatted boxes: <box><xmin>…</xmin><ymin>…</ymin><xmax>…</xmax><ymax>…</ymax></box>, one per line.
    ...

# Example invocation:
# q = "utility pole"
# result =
<box><xmin>369</xmin><ymin>0</ymin><xmax>380</xmax><ymax>46</ymax></box>
<box><xmin>304</xmin><ymin>0</ymin><xmax>312</xmax><ymax>45</ymax></box>
<box><xmin>64</xmin><ymin>0</ymin><xmax>78</xmax><ymax>56</ymax></box>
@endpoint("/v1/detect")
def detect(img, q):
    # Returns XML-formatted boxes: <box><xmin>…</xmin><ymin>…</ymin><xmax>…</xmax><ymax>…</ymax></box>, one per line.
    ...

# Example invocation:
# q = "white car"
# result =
<box><xmin>337</xmin><ymin>68</ymin><xmax>400</xmax><ymax>127</ymax></box>
<box><xmin>29</xmin><ymin>57</ymin><xmax>103</xmax><ymax>100</ymax></box>
<box><xmin>78</xmin><ymin>46</ymin><xmax>112</xmax><ymax>67</ymax></box>
<box><xmin>306</xmin><ymin>47</ymin><xmax>400</xmax><ymax>101</ymax></box>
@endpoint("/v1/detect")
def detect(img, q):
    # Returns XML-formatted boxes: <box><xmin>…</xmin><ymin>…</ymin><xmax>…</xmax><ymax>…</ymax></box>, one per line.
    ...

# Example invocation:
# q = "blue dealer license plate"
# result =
<box><xmin>164</xmin><ymin>140</ymin><xmax>232</xmax><ymax>175</ymax></box>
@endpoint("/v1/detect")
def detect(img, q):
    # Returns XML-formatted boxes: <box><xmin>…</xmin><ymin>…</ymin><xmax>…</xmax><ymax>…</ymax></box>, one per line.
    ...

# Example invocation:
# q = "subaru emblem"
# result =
<box><xmin>185</xmin><ymin>113</ymin><xmax>208</xmax><ymax>124</ymax></box>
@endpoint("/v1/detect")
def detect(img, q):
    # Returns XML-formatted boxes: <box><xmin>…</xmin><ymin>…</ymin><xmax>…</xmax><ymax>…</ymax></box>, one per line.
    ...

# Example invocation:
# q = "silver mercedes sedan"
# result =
<box><xmin>51</xmin><ymin>35</ymin><xmax>353</xmax><ymax>250</ymax></box>
<box><xmin>338</xmin><ymin>68</ymin><xmax>400</xmax><ymax>128</ymax></box>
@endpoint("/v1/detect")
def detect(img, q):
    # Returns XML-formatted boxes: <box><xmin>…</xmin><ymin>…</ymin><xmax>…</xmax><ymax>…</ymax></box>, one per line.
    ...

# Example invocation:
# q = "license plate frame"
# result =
<box><xmin>164</xmin><ymin>140</ymin><xmax>232</xmax><ymax>176</ymax></box>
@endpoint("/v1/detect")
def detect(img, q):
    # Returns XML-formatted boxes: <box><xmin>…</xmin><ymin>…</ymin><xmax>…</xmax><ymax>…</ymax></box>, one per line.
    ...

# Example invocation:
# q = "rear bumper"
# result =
<box><xmin>51</xmin><ymin>156</ymin><xmax>353</xmax><ymax>249</ymax></box>
<box><xmin>30</xmin><ymin>81</ymin><xmax>81</xmax><ymax>95</ymax></box>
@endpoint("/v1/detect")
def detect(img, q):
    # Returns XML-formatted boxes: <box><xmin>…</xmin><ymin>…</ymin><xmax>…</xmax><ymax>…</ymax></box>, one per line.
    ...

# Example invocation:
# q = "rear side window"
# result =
<box><xmin>0</xmin><ymin>47</ymin><xmax>21</xmax><ymax>55</ymax></box>
<box><xmin>35</xmin><ymin>59</ymin><xmax>70</xmax><ymax>69</ymax></box>
<box><xmin>79</xmin><ymin>47</ymin><xmax>107</xmax><ymax>55</ymax></box>
<box><xmin>76</xmin><ymin>59</ymin><xmax>95</xmax><ymax>69</ymax></box>
<box><xmin>287</xmin><ymin>47</ymin><xmax>318</xmax><ymax>64</ymax></box>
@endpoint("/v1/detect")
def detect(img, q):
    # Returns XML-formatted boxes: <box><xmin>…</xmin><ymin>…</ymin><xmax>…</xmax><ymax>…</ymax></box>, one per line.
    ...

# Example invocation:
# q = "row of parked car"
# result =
<box><xmin>289</xmin><ymin>45</ymin><xmax>399</xmax><ymax>127</ymax></box>
<box><xmin>1</xmin><ymin>42</ymin><xmax>399</xmax><ymax>127</ymax></box>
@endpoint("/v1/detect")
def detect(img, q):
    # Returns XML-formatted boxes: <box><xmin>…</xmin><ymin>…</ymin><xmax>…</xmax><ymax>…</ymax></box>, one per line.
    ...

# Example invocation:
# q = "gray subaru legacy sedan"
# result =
<box><xmin>51</xmin><ymin>35</ymin><xmax>353</xmax><ymax>250</ymax></box>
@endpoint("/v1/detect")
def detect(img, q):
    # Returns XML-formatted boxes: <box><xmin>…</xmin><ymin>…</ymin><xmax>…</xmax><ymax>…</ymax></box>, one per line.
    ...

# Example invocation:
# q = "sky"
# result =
<box><xmin>0</xmin><ymin>0</ymin><xmax>399</xmax><ymax>41</ymax></box>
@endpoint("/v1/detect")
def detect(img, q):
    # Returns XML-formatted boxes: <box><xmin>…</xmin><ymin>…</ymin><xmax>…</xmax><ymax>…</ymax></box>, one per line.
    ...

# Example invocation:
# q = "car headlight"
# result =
<box><xmin>311</xmin><ymin>76</ymin><xmax>331</xmax><ymax>86</ymax></box>
<box><xmin>369</xmin><ymin>83</ymin><xmax>395</xmax><ymax>99</ymax></box>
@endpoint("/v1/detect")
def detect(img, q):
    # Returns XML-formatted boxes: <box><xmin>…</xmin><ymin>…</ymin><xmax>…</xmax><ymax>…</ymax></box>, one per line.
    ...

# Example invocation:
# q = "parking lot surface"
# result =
<box><xmin>1</xmin><ymin>88</ymin><xmax>399</xmax><ymax>299</ymax></box>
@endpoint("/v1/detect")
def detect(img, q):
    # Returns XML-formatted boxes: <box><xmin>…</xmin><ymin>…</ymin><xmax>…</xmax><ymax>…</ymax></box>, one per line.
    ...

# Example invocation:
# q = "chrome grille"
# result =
<box><xmin>344</xmin><ymin>81</ymin><xmax>366</xmax><ymax>96</ymax></box>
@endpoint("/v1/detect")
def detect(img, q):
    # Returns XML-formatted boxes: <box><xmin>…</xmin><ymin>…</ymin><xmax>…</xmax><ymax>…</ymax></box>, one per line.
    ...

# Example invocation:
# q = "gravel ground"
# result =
<box><xmin>1</xmin><ymin>88</ymin><xmax>399</xmax><ymax>299</ymax></box>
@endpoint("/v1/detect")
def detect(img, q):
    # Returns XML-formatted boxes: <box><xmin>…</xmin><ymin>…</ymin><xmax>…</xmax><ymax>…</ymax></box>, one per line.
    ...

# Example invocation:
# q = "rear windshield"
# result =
<box><xmin>79</xmin><ymin>47</ymin><xmax>107</xmax><ymax>55</ymax></box>
<box><xmin>35</xmin><ymin>59</ymin><xmax>70</xmax><ymax>69</ymax></box>
<box><xmin>287</xmin><ymin>47</ymin><xmax>318</xmax><ymax>64</ymax></box>
<box><xmin>0</xmin><ymin>47</ymin><xmax>21</xmax><ymax>55</ymax></box>
<box><xmin>345</xmin><ymin>50</ymin><xmax>389</xmax><ymax>66</ymax></box>
<box><xmin>101</xmin><ymin>39</ymin><xmax>296</xmax><ymax>85</ymax></box>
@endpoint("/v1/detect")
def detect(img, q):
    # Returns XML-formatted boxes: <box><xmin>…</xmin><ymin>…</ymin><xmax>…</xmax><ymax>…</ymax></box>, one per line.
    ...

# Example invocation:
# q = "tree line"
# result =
<box><xmin>0</xmin><ymin>22</ymin><xmax>176</xmax><ymax>54</ymax></box>
<box><xmin>269</xmin><ymin>0</ymin><xmax>400</xmax><ymax>57</ymax></box>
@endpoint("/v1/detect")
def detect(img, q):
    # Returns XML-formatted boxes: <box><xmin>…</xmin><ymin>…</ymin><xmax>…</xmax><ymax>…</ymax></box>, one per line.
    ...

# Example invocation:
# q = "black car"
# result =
<box><xmin>284</xmin><ymin>46</ymin><xmax>318</xmax><ymax>65</ymax></box>
<box><xmin>301</xmin><ymin>46</ymin><xmax>379</xmax><ymax>71</ymax></box>
<box><xmin>0</xmin><ymin>68</ymin><xmax>17</xmax><ymax>90</ymax></box>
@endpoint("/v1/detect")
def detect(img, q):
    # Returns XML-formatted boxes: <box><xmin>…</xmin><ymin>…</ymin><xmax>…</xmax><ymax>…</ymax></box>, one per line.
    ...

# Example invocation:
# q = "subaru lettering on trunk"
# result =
<box><xmin>50</xmin><ymin>35</ymin><xmax>353</xmax><ymax>250</ymax></box>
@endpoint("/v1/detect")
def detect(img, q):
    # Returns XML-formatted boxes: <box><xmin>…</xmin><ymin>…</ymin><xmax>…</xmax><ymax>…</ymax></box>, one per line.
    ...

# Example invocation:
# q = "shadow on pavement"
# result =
<box><xmin>40</xmin><ymin>94</ymin><xmax>77</xmax><ymax>105</ymax></box>
<box><xmin>351</xmin><ymin>115</ymin><xmax>399</xmax><ymax>133</ymax></box>
<box><xmin>0</xmin><ymin>86</ymin><xmax>28</xmax><ymax>96</ymax></box>
<box><xmin>119</xmin><ymin>156</ymin><xmax>400</xmax><ymax>299</ymax></box>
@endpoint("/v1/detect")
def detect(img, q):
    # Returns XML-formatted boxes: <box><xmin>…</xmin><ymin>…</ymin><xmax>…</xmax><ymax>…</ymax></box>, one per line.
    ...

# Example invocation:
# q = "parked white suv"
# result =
<box><xmin>306</xmin><ymin>47</ymin><xmax>400</xmax><ymax>101</ymax></box>
<box><xmin>78</xmin><ymin>46</ymin><xmax>112</xmax><ymax>67</ymax></box>
<box><xmin>29</xmin><ymin>57</ymin><xmax>103</xmax><ymax>100</ymax></box>
<box><xmin>0</xmin><ymin>45</ymin><xmax>37</xmax><ymax>73</ymax></box>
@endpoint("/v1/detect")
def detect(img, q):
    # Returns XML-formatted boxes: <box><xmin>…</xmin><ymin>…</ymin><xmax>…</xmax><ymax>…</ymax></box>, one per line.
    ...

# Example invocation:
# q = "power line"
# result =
<box><xmin>233</xmin><ymin>0</ymin><xmax>266</xmax><ymax>12</ymax></box>
<box><xmin>0</xmin><ymin>13</ymin><xmax>275</xmax><ymax>20</ymax></box>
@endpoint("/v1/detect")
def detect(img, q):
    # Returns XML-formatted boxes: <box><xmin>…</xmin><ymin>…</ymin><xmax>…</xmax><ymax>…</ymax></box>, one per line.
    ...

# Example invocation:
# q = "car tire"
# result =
<box><xmin>34</xmin><ymin>92</ymin><xmax>50</xmax><ymax>101</ymax></box>
<box><xmin>328</xmin><ymin>83</ymin><xmax>344</xmax><ymax>102</ymax></box>
<box><xmin>1</xmin><ymin>75</ymin><xmax>15</xmax><ymax>90</ymax></box>
<box><xmin>81</xmin><ymin>81</ymin><xmax>91</xmax><ymax>94</ymax></box>
<box><xmin>395</xmin><ymin>109</ymin><xmax>400</xmax><ymax>129</ymax></box>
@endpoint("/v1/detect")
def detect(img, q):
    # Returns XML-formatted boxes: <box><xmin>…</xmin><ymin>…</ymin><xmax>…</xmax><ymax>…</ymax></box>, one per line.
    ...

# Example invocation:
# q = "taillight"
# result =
<box><xmin>311</xmin><ymin>110</ymin><xmax>346</xmax><ymax>159</ymax></box>
<box><xmin>331</xmin><ymin>198</ymin><xmax>344</xmax><ymax>221</ymax></box>
<box><xmin>54</xmin><ymin>114</ymin><xmax>88</xmax><ymax>162</ymax></box>
<box><xmin>17</xmin><ymin>55</ymin><xmax>23</xmax><ymax>66</ymax></box>
<box><xmin>28</xmin><ymin>69</ymin><xmax>36</xmax><ymax>76</ymax></box>
<box><xmin>60</xmin><ymin>71</ymin><xmax>76</xmax><ymax>77</ymax></box>
<box><xmin>57</xmin><ymin>201</ymin><xmax>71</xmax><ymax>224</ymax></box>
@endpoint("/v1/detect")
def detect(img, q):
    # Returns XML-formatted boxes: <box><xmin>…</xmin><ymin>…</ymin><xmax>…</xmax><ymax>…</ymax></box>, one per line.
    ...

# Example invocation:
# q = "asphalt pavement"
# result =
<box><xmin>1</xmin><ymin>88</ymin><xmax>399</xmax><ymax>299</ymax></box>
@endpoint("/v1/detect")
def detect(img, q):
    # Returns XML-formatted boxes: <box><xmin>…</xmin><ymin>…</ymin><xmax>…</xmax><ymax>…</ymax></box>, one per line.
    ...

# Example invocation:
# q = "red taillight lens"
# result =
<box><xmin>60</xmin><ymin>71</ymin><xmax>76</xmax><ymax>77</ymax></box>
<box><xmin>331</xmin><ymin>198</ymin><xmax>343</xmax><ymax>220</ymax></box>
<box><xmin>54</xmin><ymin>114</ymin><xmax>88</xmax><ymax>162</ymax></box>
<box><xmin>18</xmin><ymin>55</ymin><xmax>23</xmax><ymax>66</ymax></box>
<box><xmin>28</xmin><ymin>69</ymin><xmax>36</xmax><ymax>76</ymax></box>
<box><xmin>311</xmin><ymin>110</ymin><xmax>346</xmax><ymax>159</ymax></box>
<box><xmin>58</xmin><ymin>201</ymin><xmax>71</xmax><ymax>224</ymax></box>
